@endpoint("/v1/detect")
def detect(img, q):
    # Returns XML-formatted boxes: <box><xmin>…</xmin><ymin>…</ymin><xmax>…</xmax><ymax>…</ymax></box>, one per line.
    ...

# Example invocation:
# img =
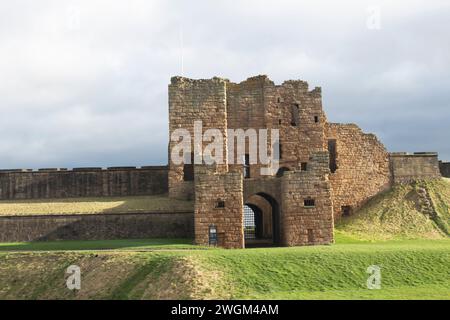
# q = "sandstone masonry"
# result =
<box><xmin>168</xmin><ymin>75</ymin><xmax>442</xmax><ymax>248</ymax></box>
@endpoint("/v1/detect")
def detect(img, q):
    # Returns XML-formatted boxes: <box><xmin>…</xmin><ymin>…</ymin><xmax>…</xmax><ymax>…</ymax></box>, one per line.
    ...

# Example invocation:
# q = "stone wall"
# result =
<box><xmin>0</xmin><ymin>166</ymin><xmax>168</xmax><ymax>200</ymax></box>
<box><xmin>226</xmin><ymin>76</ymin><xmax>327</xmax><ymax>179</ymax></box>
<box><xmin>326</xmin><ymin>123</ymin><xmax>391</xmax><ymax>219</ymax></box>
<box><xmin>0</xmin><ymin>211</ymin><xmax>193</xmax><ymax>242</ymax></box>
<box><xmin>390</xmin><ymin>153</ymin><xmax>441</xmax><ymax>184</ymax></box>
<box><xmin>281</xmin><ymin>151</ymin><xmax>334</xmax><ymax>246</ymax></box>
<box><xmin>439</xmin><ymin>161</ymin><xmax>450</xmax><ymax>178</ymax></box>
<box><xmin>168</xmin><ymin>77</ymin><xmax>229</xmax><ymax>200</ymax></box>
<box><xmin>194</xmin><ymin>165</ymin><xmax>244</xmax><ymax>249</ymax></box>
<box><xmin>264</xmin><ymin>78</ymin><xmax>327</xmax><ymax>173</ymax></box>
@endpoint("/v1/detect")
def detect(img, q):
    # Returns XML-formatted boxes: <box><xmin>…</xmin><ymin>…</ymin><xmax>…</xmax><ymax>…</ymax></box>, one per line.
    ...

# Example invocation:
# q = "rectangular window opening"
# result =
<box><xmin>291</xmin><ymin>104</ymin><xmax>300</xmax><ymax>126</ymax></box>
<box><xmin>304</xmin><ymin>199</ymin><xmax>316</xmax><ymax>207</ymax></box>
<box><xmin>215</xmin><ymin>199</ymin><xmax>225</xmax><ymax>209</ymax></box>
<box><xmin>328</xmin><ymin>139</ymin><xmax>338</xmax><ymax>173</ymax></box>
<box><xmin>301</xmin><ymin>162</ymin><xmax>308</xmax><ymax>171</ymax></box>
<box><xmin>244</xmin><ymin>154</ymin><xmax>250</xmax><ymax>179</ymax></box>
<box><xmin>183</xmin><ymin>152</ymin><xmax>194</xmax><ymax>181</ymax></box>
<box><xmin>342</xmin><ymin>206</ymin><xmax>352</xmax><ymax>217</ymax></box>
<box><xmin>307</xmin><ymin>229</ymin><xmax>314</xmax><ymax>243</ymax></box>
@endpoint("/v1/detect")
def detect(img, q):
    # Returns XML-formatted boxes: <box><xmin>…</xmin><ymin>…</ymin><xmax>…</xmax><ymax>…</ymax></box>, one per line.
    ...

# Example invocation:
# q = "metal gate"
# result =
<box><xmin>243</xmin><ymin>205</ymin><xmax>256</xmax><ymax>239</ymax></box>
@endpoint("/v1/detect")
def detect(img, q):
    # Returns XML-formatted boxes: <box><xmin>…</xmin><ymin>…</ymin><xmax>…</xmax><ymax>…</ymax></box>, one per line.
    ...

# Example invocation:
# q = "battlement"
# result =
<box><xmin>0</xmin><ymin>166</ymin><xmax>167</xmax><ymax>173</ymax></box>
<box><xmin>170</xmin><ymin>75</ymin><xmax>321</xmax><ymax>97</ymax></box>
<box><xmin>0</xmin><ymin>166</ymin><xmax>168</xmax><ymax>200</ymax></box>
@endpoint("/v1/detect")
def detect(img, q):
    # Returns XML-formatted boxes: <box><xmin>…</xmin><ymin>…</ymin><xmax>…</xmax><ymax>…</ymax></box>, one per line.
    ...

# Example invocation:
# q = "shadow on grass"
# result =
<box><xmin>0</xmin><ymin>238</ymin><xmax>199</xmax><ymax>252</ymax></box>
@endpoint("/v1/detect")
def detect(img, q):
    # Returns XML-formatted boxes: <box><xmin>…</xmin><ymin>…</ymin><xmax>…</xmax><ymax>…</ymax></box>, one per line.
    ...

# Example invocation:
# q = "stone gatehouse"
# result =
<box><xmin>168</xmin><ymin>75</ymin><xmax>442</xmax><ymax>249</ymax></box>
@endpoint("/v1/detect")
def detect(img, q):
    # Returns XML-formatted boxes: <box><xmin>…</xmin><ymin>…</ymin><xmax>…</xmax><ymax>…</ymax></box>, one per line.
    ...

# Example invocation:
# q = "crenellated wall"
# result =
<box><xmin>0</xmin><ymin>166</ymin><xmax>168</xmax><ymax>200</ymax></box>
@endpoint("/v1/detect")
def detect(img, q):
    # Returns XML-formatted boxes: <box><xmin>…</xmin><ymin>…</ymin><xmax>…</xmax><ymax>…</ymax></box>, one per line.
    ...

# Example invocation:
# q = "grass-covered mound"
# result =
<box><xmin>0</xmin><ymin>237</ymin><xmax>449</xmax><ymax>300</ymax></box>
<box><xmin>336</xmin><ymin>179</ymin><xmax>450</xmax><ymax>240</ymax></box>
<box><xmin>0</xmin><ymin>195</ymin><xmax>193</xmax><ymax>216</ymax></box>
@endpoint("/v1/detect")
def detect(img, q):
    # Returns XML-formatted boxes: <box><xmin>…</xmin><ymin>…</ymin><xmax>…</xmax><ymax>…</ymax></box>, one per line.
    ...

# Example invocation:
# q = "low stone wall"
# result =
<box><xmin>0</xmin><ymin>212</ymin><xmax>193</xmax><ymax>242</ymax></box>
<box><xmin>440</xmin><ymin>161</ymin><xmax>450</xmax><ymax>178</ymax></box>
<box><xmin>0</xmin><ymin>166</ymin><xmax>168</xmax><ymax>200</ymax></box>
<box><xmin>390</xmin><ymin>153</ymin><xmax>441</xmax><ymax>184</ymax></box>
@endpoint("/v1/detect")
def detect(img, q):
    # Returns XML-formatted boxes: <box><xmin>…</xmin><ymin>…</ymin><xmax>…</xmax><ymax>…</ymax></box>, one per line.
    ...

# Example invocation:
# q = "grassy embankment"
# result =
<box><xmin>336</xmin><ymin>178</ymin><xmax>450</xmax><ymax>240</ymax></box>
<box><xmin>0</xmin><ymin>179</ymin><xmax>449</xmax><ymax>300</ymax></box>
<box><xmin>0</xmin><ymin>236</ymin><xmax>448</xmax><ymax>300</ymax></box>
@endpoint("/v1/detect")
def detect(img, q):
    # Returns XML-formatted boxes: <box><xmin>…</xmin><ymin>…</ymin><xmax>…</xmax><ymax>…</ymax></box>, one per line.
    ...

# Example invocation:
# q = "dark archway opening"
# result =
<box><xmin>244</xmin><ymin>192</ymin><xmax>280</xmax><ymax>248</ymax></box>
<box><xmin>276</xmin><ymin>167</ymin><xmax>290</xmax><ymax>178</ymax></box>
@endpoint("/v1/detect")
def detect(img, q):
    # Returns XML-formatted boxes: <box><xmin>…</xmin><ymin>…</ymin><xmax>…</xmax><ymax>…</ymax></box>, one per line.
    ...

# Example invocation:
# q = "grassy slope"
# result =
<box><xmin>336</xmin><ymin>179</ymin><xmax>450</xmax><ymax>240</ymax></box>
<box><xmin>0</xmin><ymin>179</ymin><xmax>449</xmax><ymax>300</ymax></box>
<box><xmin>0</xmin><ymin>237</ymin><xmax>449</xmax><ymax>300</ymax></box>
<box><xmin>0</xmin><ymin>195</ymin><xmax>193</xmax><ymax>216</ymax></box>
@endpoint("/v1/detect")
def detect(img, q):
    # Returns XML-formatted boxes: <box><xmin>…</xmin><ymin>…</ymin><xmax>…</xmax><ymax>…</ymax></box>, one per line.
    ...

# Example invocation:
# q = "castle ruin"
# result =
<box><xmin>0</xmin><ymin>75</ymin><xmax>444</xmax><ymax>248</ymax></box>
<box><xmin>168</xmin><ymin>75</ymin><xmax>441</xmax><ymax>248</ymax></box>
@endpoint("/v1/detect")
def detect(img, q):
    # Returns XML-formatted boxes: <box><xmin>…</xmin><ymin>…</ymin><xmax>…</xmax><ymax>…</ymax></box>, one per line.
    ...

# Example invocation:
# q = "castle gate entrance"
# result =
<box><xmin>244</xmin><ymin>192</ymin><xmax>280</xmax><ymax>247</ymax></box>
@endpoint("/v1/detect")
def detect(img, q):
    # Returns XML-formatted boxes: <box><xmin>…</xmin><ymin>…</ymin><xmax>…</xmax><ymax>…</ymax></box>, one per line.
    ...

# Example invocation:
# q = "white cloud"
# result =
<box><xmin>0</xmin><ymin>0</ymin><xmax>449</xmax><ymax>168</ymax></box>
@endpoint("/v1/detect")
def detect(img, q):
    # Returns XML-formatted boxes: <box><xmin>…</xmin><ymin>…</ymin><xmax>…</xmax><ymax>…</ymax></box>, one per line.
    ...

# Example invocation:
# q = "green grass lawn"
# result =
<box><xmin>193</xmin><ymin>237</ymin><xmax>450</xmax><ymax>299</ymax></box>
<box><xmin>0</xmin><ymin>235</ymin><xmax>448</xmax><ymax>300</ymax></box>
<box><xmin>0</xmin><ymin>195</ymin><xmax>193</xmax><ymax>216</ymax></box>
<box><xmin>0</xmin><ymin>238</ymin><xmax>200</xmax><ymax>252</ymax></box>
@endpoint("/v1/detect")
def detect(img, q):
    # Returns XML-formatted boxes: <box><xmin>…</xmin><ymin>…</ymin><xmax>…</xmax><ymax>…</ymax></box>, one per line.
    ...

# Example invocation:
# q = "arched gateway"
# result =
<box><xmin>244</xmin><ymin>192</ymin><xmax>280</xmax><ymax>247</ymax></box>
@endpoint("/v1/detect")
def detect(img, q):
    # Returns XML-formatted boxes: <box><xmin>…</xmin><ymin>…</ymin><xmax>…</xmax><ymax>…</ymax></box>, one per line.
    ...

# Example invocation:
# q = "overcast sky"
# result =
<box><xmin>0</xmin><ymin>0</ymin><xmax>449</xmax><ymax>169</ymax></box>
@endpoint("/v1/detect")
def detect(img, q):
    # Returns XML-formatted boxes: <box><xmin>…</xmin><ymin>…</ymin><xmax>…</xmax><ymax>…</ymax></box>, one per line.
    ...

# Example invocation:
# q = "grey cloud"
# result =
<box><xmin>0</xmin><ymin>0</ymin><xmax>449</xmax><ymax>170</ymax></box>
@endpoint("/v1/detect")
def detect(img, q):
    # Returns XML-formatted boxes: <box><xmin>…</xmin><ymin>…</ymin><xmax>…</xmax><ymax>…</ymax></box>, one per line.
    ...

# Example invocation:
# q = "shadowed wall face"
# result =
<box><xmin>0</xmin><ymin>167</ymin><xmax>168</xmax><ymax>200</ymax></box>
<box><xmin>0</xmin><ymin>212</ymin><xmax>193</xmax><ymax>242</ymax></box>
<box><xmin>440</xmin><ymin>162</ymin><xmax>450</xmax><ymax>178</ymax></box>
<box><xmin>390</xmin><ymin>153</ymin><xmax>441</xmax><ymax>184</ymax></box>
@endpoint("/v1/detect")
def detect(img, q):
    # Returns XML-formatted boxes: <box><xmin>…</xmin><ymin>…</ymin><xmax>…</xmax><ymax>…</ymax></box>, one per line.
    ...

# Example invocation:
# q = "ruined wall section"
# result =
<box><xmin>168</xmin><ymin>77</ymin><xmax>229</xmax><ymax>200</ymax></box>
<box><xmin>281</xmin><ymin>151</ymin><xmax>334</xmax><ymax>246</ymax></box>
<box><xmin>226</xmin><ymin>75</ymin><xmax>328</xmax><ymax>179</ymax></box>
<box><xmin>326</xmin><ymin>123</ymin><xmax>390</xmax><ymax>219</ymax></box>
<box><xmin>390</xmin><ymin>153</ymin><xmax>441</xmax><ymax>184</ymax></box>
<box><xmin>194</xmin><ymin>166</ymin><xmax>244</xmax><ymax>249</ymax></box>
<box><xmin>0</xmin><ymin>166</ymin><xmax>168</xmax><ymax>200</ymax></box>
<box><xmin>265</xmin><ymin>79</ymin><xmax>327</xmax><ymax>172</ymax></box>
<box><xmin>440</xmin><ymin>161</ymin><xmax>450</xmax><ymax>178</ymax></box>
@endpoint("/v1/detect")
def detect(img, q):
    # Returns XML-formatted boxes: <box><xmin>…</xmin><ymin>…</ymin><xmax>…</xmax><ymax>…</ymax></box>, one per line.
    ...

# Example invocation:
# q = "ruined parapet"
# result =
<box><xmin>325</xmin><ymin>123</ymin><xmax>391</xmax><ymax>219</ymax></box>
<box><xmin>265</xmin><ymin>77</ymin><xmax>327</xmax><ymax>167</ymax></box>
<box><xmin>280</xmin><ymin>151</ymin><xmax>334</xmax><ymax>246</ymax></box>
<box><xmin>390</xmin><ymin>152</ymin><xmax>441</xmax><ymax>184</ymax></box>
<box><xmin>194</xmin><ymin>165</ymin><xmax>244</xmax><ymax>249</ymax></box>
